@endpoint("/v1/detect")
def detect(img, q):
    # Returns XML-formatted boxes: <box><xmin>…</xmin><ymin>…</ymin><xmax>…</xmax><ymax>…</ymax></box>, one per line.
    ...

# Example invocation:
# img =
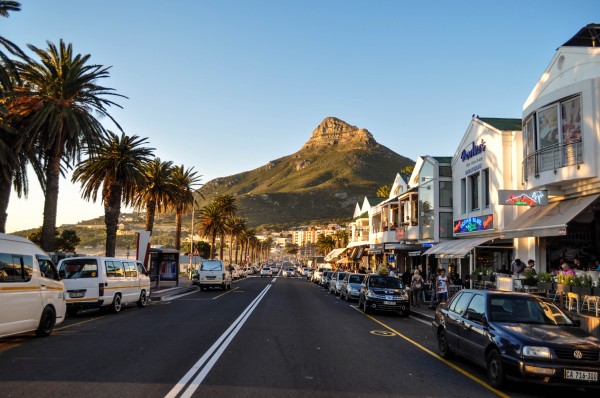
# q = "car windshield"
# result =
<box><xmin>369</xmin><ymin>276</ymin><xmax>403</xmax><ymax>289</ymax></box>
<box><xmin>349</xmin><ymin>274</ymin><xmax>365</xmax><ymax>283</ymax></box>
<box><xmin>489</xmin><ymin>296</ymin><xmax>574</xmax><ymax>326</ymax></box>
<box><xmin>337</xmin><ymin>272</ymin><xmax>348</xmax><ymax>280</ymax></box>
<box><xmin>60</xmin><ymin>259</ymin><xmax>98</xmax><ymax>278</ymax></box>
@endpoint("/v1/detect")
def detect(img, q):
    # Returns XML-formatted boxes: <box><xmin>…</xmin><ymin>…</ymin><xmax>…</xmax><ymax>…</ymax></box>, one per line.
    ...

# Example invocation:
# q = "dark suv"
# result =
<box><xmin>358</xmin><ymin>274</ymin><xmax>410</xmax><ymax>317</ymax></box>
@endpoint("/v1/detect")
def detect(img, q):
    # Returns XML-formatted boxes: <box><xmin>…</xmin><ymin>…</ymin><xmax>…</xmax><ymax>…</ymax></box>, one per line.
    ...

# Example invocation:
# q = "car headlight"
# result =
<box><xmin>366</xmin><ymin>289</ymin><xmax>376</xmax><ymax>298</ymax></box>
<box><xmin>522</xmin><ymin>346</ymin><xmax>552</xmax><ymax>359</ymax></box>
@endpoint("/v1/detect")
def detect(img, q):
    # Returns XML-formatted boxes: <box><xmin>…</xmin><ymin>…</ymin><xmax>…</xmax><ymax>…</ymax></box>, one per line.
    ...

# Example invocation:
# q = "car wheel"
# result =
<box><xmin>35</xmin><ymin>306</ymin><xmax>56</xmax><ymax>337</ymax></box>
<box><xmin>111</xmin><ymin>294</ymin><xmax>122</xmax><ymax>313</ymax></box>
<box><xmin>137</xmin><ymin>290</ymin><xmax>148</xmax><ymax>308</ymax></box>
<box><xmin>486</xmin><ymin>349</ymin><xmax>505</xmax><ymax>388</ymax></box>
<box><xmin>437</xmin><ymin>329</ymin><xmax>453</xmax><ymax>358</ymax></box>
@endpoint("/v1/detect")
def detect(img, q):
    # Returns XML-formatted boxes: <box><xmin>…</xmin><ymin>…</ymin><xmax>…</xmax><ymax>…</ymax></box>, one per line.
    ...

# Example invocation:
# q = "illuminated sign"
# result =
<box><xmin>498</xmin><ymin>190</ymin><xmax>548</xmax><ymax>206</ymax></box>
<box><xmin>453</xmin><ymin>215</ymin><xmax>493</xmax><ymax>233</ymax></box>
<box><xmin>461</xmin><ymin>140</ymin><xmax>486</xmax><ymax>162</ymax></box>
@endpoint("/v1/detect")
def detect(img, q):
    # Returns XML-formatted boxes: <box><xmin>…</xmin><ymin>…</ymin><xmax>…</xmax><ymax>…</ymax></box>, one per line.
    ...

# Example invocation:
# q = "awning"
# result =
<box><xmin>421</xmin><ymin>237</ymin><xmax>495</xmax><ymax>258</ymax></box>
<box><xmin>336</xmin><ymin>257</ymin><xmax>352</xmax><ymax>264</ymax></box>
<box><xmin>324</xmin><ymin>248</ymin><xmax>347</xmax><ymax>262</ymax></box>
<box><xmin>501</xmin><ymin>194</ymin><xmax>599</xmax><ymax>239</ymax></box>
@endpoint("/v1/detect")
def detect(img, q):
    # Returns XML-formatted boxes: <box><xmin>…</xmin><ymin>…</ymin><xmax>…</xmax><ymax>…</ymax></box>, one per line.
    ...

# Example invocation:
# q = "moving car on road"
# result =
<box><xmin>433</xmin><ymin>289</ymin><xmax>600</xmax><ymax>390</ymax></box>
<box><xmin>260</xmin><ymin>267</ymin><xmax>272</xmax><ymax>277</ymax></box>
<box><xmin>192</xmin><ymin>259</ymin><xmax>232</xmax><ymax>291</ymax></box>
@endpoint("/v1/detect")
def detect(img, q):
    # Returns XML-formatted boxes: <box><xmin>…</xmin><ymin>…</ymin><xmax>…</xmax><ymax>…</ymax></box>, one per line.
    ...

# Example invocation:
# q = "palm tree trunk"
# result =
<box><xmin>210</xmin><ymin>232</ymin><xmax>216</xmax><ymax>259</ymax></box>
<box><xmin>104</xmin><ymin>182</ymin><xmax>122</xmax><ymax>257</ymax></box>
<box><xmin>229</xmin><ymin>234</ymin><xmax>234</xmax><ymax>264</ymax></box>
<box><xmin>175</xmin><ymin>209</ymin><xmax>183</xmax><ymax>251</ymax></box>
<box><xmin>234</xmin><ymin>238</ymin><xmax>240</xmax><ymax>265</ymax></box>
<box><xmin>219</xmin><ymin>233</ymin><xmax>225</xmax><ymax>261</ymax></box>
<box><xmin>0</xmin><ymin>174</ymin><xmax>12</xmax><ymax>233</ymax></box>
<box><xmin>41</xmin><ymin>152</ymin><xmax>61</xmax><ymax>252</ymax></box>
<box><xmin>145</xmin><ymin>199</ymin><xmax>156</xmax><ymax>232</ymax></box>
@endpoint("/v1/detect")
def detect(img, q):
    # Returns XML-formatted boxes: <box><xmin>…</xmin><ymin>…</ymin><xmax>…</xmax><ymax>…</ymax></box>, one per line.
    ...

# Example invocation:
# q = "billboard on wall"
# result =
<box><xmin>453</xmin><ymin>215</ymin><xmax>494</xmax><ymax>233</ymax></box>
<box><xmin>498</xmin><ymin>190</ymin><xmax>548</xmax><ymax>206</ymax></box>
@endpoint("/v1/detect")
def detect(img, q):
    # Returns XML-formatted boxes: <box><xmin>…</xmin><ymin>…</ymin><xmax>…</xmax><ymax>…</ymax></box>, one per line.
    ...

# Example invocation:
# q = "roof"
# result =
<box><xmin>561</xmin><ymin>24</ymin><xmax>600</xmax><ymax>48</ymax></box>
<box><xmin>365</xmin><ymin>196</ymin><xmax>383</xmax><ymax>206</ymax></box>
<box><xmin>432</xmin><ymin>156</ymin><xmax>453</xmax><ymax>164</ymax></box>
<box><xmin>478</xmin><ymin>118</ymin><xmax>522</xmax><ymax>131</ymax></box>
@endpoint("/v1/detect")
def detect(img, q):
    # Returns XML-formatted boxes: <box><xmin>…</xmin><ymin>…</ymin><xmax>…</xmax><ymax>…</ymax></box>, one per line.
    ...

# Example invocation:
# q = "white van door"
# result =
<box><xmin>122</xmin><ymin>260</ymin><xmax>140</xmax><ymax>303</ymax></box>
<box><xmin>0</xmin><ymin>253</ymin><xmax>41</xmax><ymax>337</ymax></box>
<box><xmin>36</xmin><ymin>255</ymin><xmax>66</xmax><ymax>322</ymax></box>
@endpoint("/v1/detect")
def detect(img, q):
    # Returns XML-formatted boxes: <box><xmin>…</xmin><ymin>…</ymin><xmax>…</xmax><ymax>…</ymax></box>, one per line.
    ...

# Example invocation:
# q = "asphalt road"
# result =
<box><xmin>0</xmin><ymin>276</ymin><xmax>584</xmax><ymax>397</ymax></box>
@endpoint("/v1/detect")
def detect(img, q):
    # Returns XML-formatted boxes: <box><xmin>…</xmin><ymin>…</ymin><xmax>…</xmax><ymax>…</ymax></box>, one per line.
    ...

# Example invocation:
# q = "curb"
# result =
<box><xmin>410</xmin><ymin>308</ymin><xmax>435</xmax><ymax>322</ymax></box>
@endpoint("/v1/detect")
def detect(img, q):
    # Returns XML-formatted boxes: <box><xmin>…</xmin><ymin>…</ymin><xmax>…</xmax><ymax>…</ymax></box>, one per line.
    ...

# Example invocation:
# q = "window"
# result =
<box><xmin>469</xmin><ymin>173</ymin><xmax>479</xmax><ymax>211</ymax></box>
<box><xmin>439</xmin><ymin>181</ymin><xmax>453</xmax><ymax>207</ymax></box>
<box><xmin>60</xmin><ymin>259</ymin><xmax>99</xmax><ymax>278</ymax></box>
<box><xmin>0</xmin><ymin>253</ymin><xmax>33</xmax><ymax>282</ymax></box>
<box><xmin>105</xmin><ymin>261</ymin><xmax>125</xmax><ymax>278</ymax></box>
<box><xmin>483</xmin><ymin>169</ymin><xmax>490</xmax><ymax>208</ymax></box>
<box><xmin>561</xmin><ymin>96</ymin><xmax>582</xmax><ymax>143</ymax></box>
<box><xmin>465</xmin><ymin>294</ymin><xmax>485</xmax><ymax>322</ymax></box>
<box><xmin>538</xmin><ymin>104</ymin><xmax>559</xmax><ymax>149</ymax></box>
<box><xmin>439</xmin><ymin>165</ymin><xmax>452</xmax><ymax>177</ymax></box>
<box><xmin>123</xmin><ymin>261</ymin><xmax>138</xmax><ymax>277</ymax></box>
<box><xmin>449</xmin><ymin>291</ymin><xmax>473</xmax><ymax>315</ymax></box>
<box><xmin>461</xmin><ymin>178</ymin><xmax>466</xmax><ymax>214</ymax></box>
<box><xmin>37</xmin><ymin>255</ymin><xmax>59</xmax><ymax>280</ymax></box>
<box><xmin>439</xmin><ymin>212</ymin><xmax>453</xmax><ymax>239</ymax></box>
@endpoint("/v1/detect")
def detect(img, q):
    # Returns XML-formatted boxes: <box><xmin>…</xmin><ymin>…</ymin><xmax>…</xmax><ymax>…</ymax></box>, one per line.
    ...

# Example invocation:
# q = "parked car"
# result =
<box><xmin>244</xmin><ymin>267</ymin><xmax>254</xmax><ymax>276</ymax></box>
<box><xmin>358</xmin><ymin>274</ymin><xmax>410</xmax><ymax>316</ymax></box>
<box><xmin>320</xmin><ymin>271</ymin><xmax>334</xmax><ymax>288</ymax></box>
<box><xmin>0</xmin><ymin>233</ymin><xmax>66</xmax><ymax>338</ymax></box>
<box><xmin>432</xmin><ymin>289</ymin><xmax>600</xmax><ymax>390</ymax></box>
<box><xmin>270</xmin><ymin>266</ymin><xmax>279</xmax><ymax>276</ymax></box>
<box><xmin>260</xmin><ymin>267</ymin><xmax>272</xmax><ymax>277</ymax></box>
<box><xmin>329</xmin><ymin>271</ymin><xmax>348</xmax><ymax>295</ymax></box>
<box><xmin>340</xmin><ymin>273</ymin><xmax>365</xmax><ymax>301</ymax></box>
<box><xmin>305</xmin><ymin>268</ymin><xmax>314</xmax><ymax>280</ymax></box>
<box><xmin>59</xmin><ymin>256</ymin><xmax>151</xmax><ymax>314</ymax></box>
<box><xmin>226</xmin><ymin>265</ymin><xmax>240</xmax><ymax>280</ymax></box>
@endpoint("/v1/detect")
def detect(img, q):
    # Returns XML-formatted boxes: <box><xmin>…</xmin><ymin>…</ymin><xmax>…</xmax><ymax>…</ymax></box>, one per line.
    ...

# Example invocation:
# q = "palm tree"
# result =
<box><xmin>0</xmin><ymin>1</ymin><xmax>26</xmax><ymax>91</ymax></box>
<box><xmin>376</xmin><ymin>185</ymin><xmax>391</xmax><ymax>198</ymax></box>
<box><xmin>225</xmin><ymin>216</ymin><xmax>246</xmax><ymax>265</ymax></box>
<box><xmin>213</xmin><ymin>194</ymin><xmax>237</xmax><ymax>261</ymax></box>
<box><xmin>72</xmin><ymin>132</ymin><xmax>154</xmax><ymax>256</ymax></box>
<box><xmin>169</xmin><ymin>165</ymin><xmax>202</xmax><ymax>251</ymax></box>
<box><xmin>197</xmin><ymin>202</ymin><xmax>226</xmax><ymax>259</ymax></box>
<box><xmin>14</xmin><ymin>39</ymin><xmax>125</xmax><ymax>251</ymax></box>
<box><xmin>135</xmin><ymin>158</ymin><xmax>177</xmax><ymax>234</ymax></box>
<box><xmin>316</xmin><ymin>233</ymin><xmax>336</xmax><ymax>256</ymax></box>
<box><xmin>333</xmin><ymin>229</ymin><xmax>348</xmax><ymax>248</ymax></box>
<box><xmin>240</xmin><ymin>227</ymin><xmax>256</xmax><ymax>265</ymax></box>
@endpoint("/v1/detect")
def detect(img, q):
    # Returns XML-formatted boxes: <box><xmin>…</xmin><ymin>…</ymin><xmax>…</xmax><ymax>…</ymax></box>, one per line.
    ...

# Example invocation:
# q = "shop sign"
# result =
<box><xmin>498</xmin><ymin>190</ymin><xmax>548</xmax><ymax>206</ymax></box>
<box><xmin>460</xmin><ymin>140</ymin><xmax>486</xmax><ymax>162</ymax></box>
<box><xmin>453</xmin><ymin>215</ymin><xmax>494</xmax><ymax>233</ymax></box>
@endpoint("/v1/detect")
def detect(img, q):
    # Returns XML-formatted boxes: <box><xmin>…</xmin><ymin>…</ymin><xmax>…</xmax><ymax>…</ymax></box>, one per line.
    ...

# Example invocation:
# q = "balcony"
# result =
<box><xmin>522</xmin><ymin>139</ymin><xmax>583</xmax><ymax>182</ymax></box>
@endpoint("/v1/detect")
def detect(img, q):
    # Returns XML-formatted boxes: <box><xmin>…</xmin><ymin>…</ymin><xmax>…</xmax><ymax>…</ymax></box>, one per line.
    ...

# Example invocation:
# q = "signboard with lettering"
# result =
<box><xmin>498</xmin><ymin>190</ymin><xmax>548</xmax><ymax>206</ymax></box>
<box><xmin>453</xmin><ymin>215</ymin><xmax>494</xmax><ymax>233</ymax></box>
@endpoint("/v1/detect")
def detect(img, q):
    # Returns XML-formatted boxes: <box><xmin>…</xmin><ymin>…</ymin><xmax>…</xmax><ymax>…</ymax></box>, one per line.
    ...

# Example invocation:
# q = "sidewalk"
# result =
<box><xmin>149</xmin><ymin>274</ymin><xmax>198</xmax><ymax>301</ymax></box>
<box><xmin>410</xmin><ymin>304</ymin><xmax>436</xmax><ymax>322</ymax></box>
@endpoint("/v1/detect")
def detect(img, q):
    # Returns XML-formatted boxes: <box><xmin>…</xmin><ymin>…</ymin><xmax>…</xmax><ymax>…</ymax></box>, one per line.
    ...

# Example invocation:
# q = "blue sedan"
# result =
<box><xmin>432</xmin><ymin>289</ymin><xmax>600</xmax><ymax>391</ymax></box>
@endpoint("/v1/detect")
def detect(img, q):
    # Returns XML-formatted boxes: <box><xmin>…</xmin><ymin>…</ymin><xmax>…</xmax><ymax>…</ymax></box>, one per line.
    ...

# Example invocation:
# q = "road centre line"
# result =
<box><xmin>351</xmin><ymin>306</ymin><xmax>510</xmax><ymax>398</ymax></box>
<box><xmin>165</xmin><ymin>284</ymin><xmax>272</xmax><ymax>398</ymax></box>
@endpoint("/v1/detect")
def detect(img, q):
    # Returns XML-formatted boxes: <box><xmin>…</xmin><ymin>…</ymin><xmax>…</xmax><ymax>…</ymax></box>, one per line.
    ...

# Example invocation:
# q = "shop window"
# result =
<box><xmin>483</xmin><ymin>168</ymin><xmax>490</xmax><ymax>208</ymax></box>
<box><xmin>461</xmin><ymin>178</ymin><xmax>466</xmax><ymax>214</ymax></box>
<box><xmin>439</xmin><ymin>181</ymin><xmax>453</xmax><ymax>207</ymax></box>
<box><xmin>440</xmin><ymin>212</ymin><xmax>453</xmax><ymax>239</ymax></box>
<box><xmin>470</xmin><ymin>173</ymin><xmax>479</xmax><ymax>211</ymax></box>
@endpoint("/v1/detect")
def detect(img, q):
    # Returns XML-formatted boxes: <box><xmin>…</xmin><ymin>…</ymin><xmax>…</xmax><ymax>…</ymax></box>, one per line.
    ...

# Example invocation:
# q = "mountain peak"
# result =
<box><xmin>301</xmin><ymin>117</ymin><xmax>376</xmax><ymax>150</ymax></box>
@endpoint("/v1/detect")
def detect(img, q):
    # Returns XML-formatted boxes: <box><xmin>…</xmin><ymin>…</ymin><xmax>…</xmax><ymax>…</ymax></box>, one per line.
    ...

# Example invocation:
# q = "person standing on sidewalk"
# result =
<box><xmin>436</xmin><ymin>269</ymin><xmax>450</xmax><ymax>303</ymax></box>
<box><xmin>411</xmin><ymin>269</ymin><xmax>424</xmax><ymax>307</ymax></box>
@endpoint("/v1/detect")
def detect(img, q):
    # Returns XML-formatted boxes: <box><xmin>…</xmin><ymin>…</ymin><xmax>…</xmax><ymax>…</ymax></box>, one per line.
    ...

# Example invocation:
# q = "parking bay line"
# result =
<box><xmin>351</xmin><ymin>306</ymin><xmax>510</xmax><ymax>398</ymax></box>
<box><xmin>165</xmin><ymin>284</ymin><xmax>272</xmax><ymax>398</ymax></box>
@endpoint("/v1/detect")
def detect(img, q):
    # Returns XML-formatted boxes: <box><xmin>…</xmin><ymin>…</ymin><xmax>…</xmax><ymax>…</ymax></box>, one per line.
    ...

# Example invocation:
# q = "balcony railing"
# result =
<box><xmin>522</xmin><ymin>139</ymin><xmax>583</xmax><ymax>182</ymax></box>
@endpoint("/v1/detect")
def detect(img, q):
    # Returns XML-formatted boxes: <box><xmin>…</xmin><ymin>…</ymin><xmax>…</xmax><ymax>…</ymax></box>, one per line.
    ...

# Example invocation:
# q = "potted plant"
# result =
<box><xmin>536</xmin><ymin>272</ymin><xmax>553</xmax><ymax>291</ymax></box>
<box><xmin>523</xmin><ymin>268</ymin><xmax>537</xmax><ymax>287</ymax></box>
<box><xmin>555</xmin><ymin>274</ymin><xmax>572</xmax><ymax>293</ymax></box>
<box><xmin>571</xmin><ymin>274</ymin><xmax>593</xmax><ymax>296</ymax></box>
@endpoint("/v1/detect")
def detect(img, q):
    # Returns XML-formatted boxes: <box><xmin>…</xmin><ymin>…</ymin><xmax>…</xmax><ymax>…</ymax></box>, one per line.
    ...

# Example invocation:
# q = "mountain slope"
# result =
<box><xmin>199</xmin><ymin>117</ymin><xmax>413</xmax><ymax>225</ymax></box>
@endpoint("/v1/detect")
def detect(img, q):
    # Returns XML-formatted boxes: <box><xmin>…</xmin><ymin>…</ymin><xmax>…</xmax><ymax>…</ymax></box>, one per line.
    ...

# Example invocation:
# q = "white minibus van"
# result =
<box><xmin>0</xmin><ymin>233</ymin><xmax>66</xmax><ymax>338</ymax></box>
<box><xmin>58</xmin><ymin>256</ymin><xmax>151</xmax><ymax>315</ymax></box>
<box><xmin>192</xmin><ymin>259</ymin><xmax>232</xmax><ymax>291</ymax></box>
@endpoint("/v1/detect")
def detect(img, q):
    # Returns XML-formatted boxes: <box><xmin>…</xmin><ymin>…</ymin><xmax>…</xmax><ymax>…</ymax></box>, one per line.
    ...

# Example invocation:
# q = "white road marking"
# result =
<box><xmin>161</xmin><ymin>290</ymin><xmax>198</xmax><ymax>301</ymax></box>
<box><xmin>165</xmin><ymin>284</ymin><xmax>271</xmax><ymax>398</ymax></box>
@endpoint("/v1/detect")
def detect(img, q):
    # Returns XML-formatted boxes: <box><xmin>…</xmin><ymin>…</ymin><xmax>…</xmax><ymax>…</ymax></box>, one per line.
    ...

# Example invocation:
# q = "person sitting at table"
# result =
<box><xmin>559</xmin><ymin>258</ymin><xmax>575</xmax><ymax>276</ymax></box>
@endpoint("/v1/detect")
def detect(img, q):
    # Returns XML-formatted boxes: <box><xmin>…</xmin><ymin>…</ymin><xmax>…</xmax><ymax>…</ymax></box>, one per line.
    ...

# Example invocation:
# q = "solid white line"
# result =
<box><xmin>271</xmin><ymin>277</ymin><xmax>277</xmax><ymax>283</ymax></box>
<box><xmin>161</xmin><ymin>290</ymin><xmax>198</xmax><ymax>301</ymax></box>
<box><xmin>164</xmin><ymin>284</ymin><xmax>271</xmax><ymax>398</ymax></box>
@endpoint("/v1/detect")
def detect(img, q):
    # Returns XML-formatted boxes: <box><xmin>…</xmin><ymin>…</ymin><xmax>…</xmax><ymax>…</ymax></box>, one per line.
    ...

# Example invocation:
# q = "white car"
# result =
<box><xmin>282</xmin><ymin>268</ymin><xmax>295</xmax><ymax>277</ymax></box>
<box><xmin>260</xmin><ymin>267</ymin><xmax>272</xmax><ymax>277</ymax></box>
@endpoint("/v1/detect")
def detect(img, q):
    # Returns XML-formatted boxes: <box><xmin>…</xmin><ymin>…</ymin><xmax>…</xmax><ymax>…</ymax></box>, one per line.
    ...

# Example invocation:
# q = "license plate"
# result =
<box><xmin>206</xmin><ymin>276</ymin><xmax>216</xmax><ymax>280</ymax></box>
<box><xmin>69</xmin><ymin>291</ymin><xmax>84</xmax><ymax>298</ymax></box>
<box><xmin>565</xmin><ymin>370</ymin><xmax>598</xmax><ymax>381</ymax></box>
<box><xmin>384</xmin><ymin>301</ymin><xmax>396</xmax><ymax>305</ymax></box>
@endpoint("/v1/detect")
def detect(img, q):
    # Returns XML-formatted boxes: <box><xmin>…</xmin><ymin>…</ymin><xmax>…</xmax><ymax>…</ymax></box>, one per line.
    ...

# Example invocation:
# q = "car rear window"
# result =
<box><xmin>60</xmin><ymin>258</ymin><xmax>99</xmax><ymax>278</ymax></box>
<box><xmin>201</xmin><ymin>261</ymin><xmax>223</xmax><ymax>271</ymax></box>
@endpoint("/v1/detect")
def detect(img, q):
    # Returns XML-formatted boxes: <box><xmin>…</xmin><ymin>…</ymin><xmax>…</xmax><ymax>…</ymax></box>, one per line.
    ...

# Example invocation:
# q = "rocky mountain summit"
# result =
<box><xmin>199</xmin><ymin>117</ymin><xmax>413</xmax><ymax>226</ymax></box>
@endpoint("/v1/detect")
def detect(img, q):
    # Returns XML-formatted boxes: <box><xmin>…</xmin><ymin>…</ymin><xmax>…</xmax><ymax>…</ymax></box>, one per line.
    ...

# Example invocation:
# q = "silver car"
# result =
<box><xmin>340</xmin><ymin>273</ymin><xmax>365</xmax><ymax>301</ymax></box>
<box><xmin>329</xmin><ymin>271</ymin><xmax>348</xmax><ymax>295</ymax></box>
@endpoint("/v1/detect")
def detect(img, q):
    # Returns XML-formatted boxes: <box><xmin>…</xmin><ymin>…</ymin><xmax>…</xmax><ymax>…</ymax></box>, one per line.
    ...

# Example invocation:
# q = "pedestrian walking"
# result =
<box><xmin>436</xmin><ymin>269</ymin><xmax>450</xmax><ymax>303</ymax></box>
<box><xmin>411</xmin><ymin>269</ymin><xmax>424</xmax><ymax>307</ymax></box>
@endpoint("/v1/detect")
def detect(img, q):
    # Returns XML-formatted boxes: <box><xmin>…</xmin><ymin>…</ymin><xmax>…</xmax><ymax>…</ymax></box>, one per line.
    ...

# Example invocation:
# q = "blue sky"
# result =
<box><xmin>4</xmin><ymin>0</ymin><xmax>599</xmax><ymax>232</ymax></box>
